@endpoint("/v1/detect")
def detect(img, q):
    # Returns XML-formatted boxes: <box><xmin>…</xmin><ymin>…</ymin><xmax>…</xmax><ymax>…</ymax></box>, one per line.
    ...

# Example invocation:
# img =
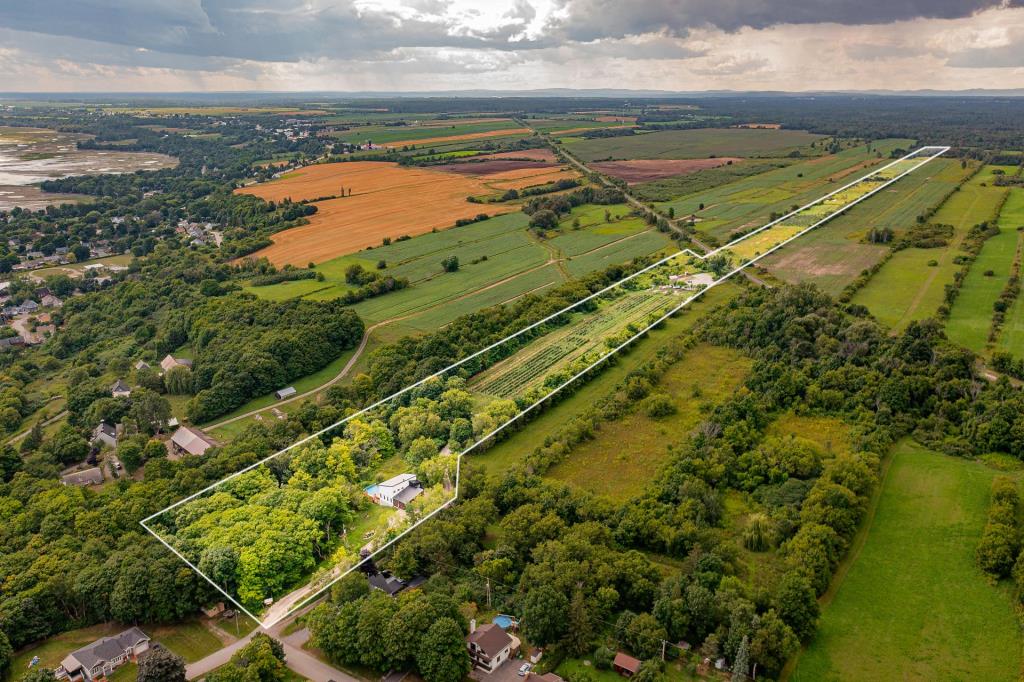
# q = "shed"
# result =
<box><xmin>613</xmin><ymin>652</ymin><xmax>642</xmax><ymax>677</ymax></box>
<box><xmin>275</xmin><ymin>386</ymin><xmax>297</xmax><ymax>400</ymax></box>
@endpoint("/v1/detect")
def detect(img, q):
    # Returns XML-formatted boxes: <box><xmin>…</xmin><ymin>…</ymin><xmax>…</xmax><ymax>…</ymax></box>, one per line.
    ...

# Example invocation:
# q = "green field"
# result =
<box><xmin>946</xmin><ymin>187</ymin><xmax>1024</xmax><ymax>353</ymax></box>
<box><xmin>853</xmin><ymin>166</ymin><xmax>1010</xmax><ymax>330</ymax></box>
<box><xmin>763</xmin><ymin>158</ymin><xmax>968</xmax><ymax>295</ymax></box>
<box><xmin>792</xmin><ymin>441</ymin><xmax>1021</xmax><ymax>681</ymax></box>
<box><xmin>330</xmin><ymin>118</ymin><xmax>524</xmax><ymax>145</ymax></box>
<box><xmin>546</xmin><ymin>344</ymin><xmax>751</xmax><ymax>501</ymax></box>
<box><xmin>562</xmin><ymin>127</ymin><xmax>826</xmax><ymax>162</ymax></box>
<box><xmin>995</xmin><ymin>188</ymin><xmax>1024</xmax><ymax>359</ymax></box>
<box><xmin>472</xmin><ymin>283</ymin><xmax>742</xmax><ymax>475</ymax></box>
<box><xmin>655</xmin><ymin>140</ymin><xmax>913</xmax><ymax>243</ymax></box>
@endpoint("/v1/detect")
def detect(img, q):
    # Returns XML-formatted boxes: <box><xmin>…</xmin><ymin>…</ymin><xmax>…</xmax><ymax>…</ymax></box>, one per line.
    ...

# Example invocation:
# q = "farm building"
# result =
<box><xmin>61</xmin><ymin>467</ymin><xmax>105</xmax><ymax>487</ymax></box>
<box><xmin>160</xmin><ymin>354</ymin><xmax>193</xmax><ymax>373</ymax></box>
<box><xmin>55</xmin><ymin>627</ymin><xmax>150</xmax><ymax>681</ymax></box>
<box><xmin>275</xmin><ymin>386</ymin><xmax>297</xmax><ymax>400</ymax></box>
<box><xmin>613</xmin><ymin>652</ymin><xmax>642</xmax><ymax>677</ymax></box>
<box><xmin>134</xmin><ymin>359</ymin><xmax>150</xmax><ymax>371</ymax></box>
<box><xmin>170</xmin><ymin>426</ymin><xmax>217</xmax><ymax>457</ymax></box>
<box><xmin>366</xmin><ymin>473</ymin><xmax>423</xmax><ymax>509</ymax></box>
<box><xmin>467</xmin><ymin>621</ymin><xmax>520</xmax><ymax>673</ymax></box>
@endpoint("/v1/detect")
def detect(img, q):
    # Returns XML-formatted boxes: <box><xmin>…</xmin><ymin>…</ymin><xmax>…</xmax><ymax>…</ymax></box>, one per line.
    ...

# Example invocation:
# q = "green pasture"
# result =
<box><xmin>792</xmin><ymin>441</ymin><xmax>1020</xmax><ymax>682</ymax></box>
<box><xmin>853</xmin><ymin>166</ymin><xmax>1009</xmax><ymax>331</ymax></box>
<box><xmin>330</xmin><ymin>119</ymin><xmax>523</xmax><ymax>145</ymax></box>
<box><xmin>563</xmin><ymin>127</ymin><xmax>827</xmax><ymax>162</ymax></box>
<box><xmin>946</xmin><ymin>187</ymin><xmax>1024</xmax><ymax>353</ymax></box>
<box><xmin>994</xmin><ymin>188</ymin><xmax>1024</xmax><ymax>359</ymax></box>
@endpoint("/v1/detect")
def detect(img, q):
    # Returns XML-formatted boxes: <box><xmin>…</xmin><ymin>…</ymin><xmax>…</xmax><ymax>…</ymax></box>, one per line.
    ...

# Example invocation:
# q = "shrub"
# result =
<box><xmin>642</xmin><ymin>393</ymin><xmax>676</xmax><ymax>418</ymax></box>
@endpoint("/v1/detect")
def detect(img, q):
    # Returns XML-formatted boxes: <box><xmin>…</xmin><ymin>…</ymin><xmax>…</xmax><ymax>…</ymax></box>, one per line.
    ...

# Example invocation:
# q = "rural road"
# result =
<box><xmin>185</xmin><ymin>604</ymin><xmax>356</xmax><ymax>682</ymax></box>
<box><xmin>6</xmin><ymin>408</ymin><xmax>67</xmax><ymax>445</ymax></box>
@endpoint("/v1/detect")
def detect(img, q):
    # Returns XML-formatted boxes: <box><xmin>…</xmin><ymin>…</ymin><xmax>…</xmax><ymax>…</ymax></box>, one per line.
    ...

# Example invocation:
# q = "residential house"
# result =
<box><xmin>467</xmin><ymin>621</ymin><xmax>520</xmax><ymax>674</ymax></box>
<box><xmin>367</xmin><ymin>473</ymin><xmax>423</xmax><ymax>509</ymax></box>
<box><xmin>92</xmin><ymin>422</ymin><xmax>118</xmax><ymax>449</ymax></box>
<box><xmin>110</xmin><ymin>379</ymin><xmax>131</xmax><ymax>398</ymax></box>
<box><xmin>368</xmin><ymin>570</ymin><xmax>408</xmax><ymax>596</ymax></box>
<box><xmin>0</xmin><ymin>336</ymin><xmax>25</xmax><ymax>350</ymax></box>
<box><xmin>160</xmin><ymin>354</ymin><xmax>193</xmax><ymax>373</ymax></box>
<box><xmin>134</xmin><ymin>359</ymin><xmax>150</xmax><ymax>371</ymax></box>
<box><xmin>613</xmin><ymin>653</ymin><xmax>642</xmax><ymax>677</ymax></box>
<box><xmin>55</xmin><ymin>627</ymin><xmax>150</xmax><ymax>681</ymax></box>
<box><xmin>61</xmin><ymin>467</ymin><xmax>105</xmax><ymax>487</ymax></box>
<box><xmin>170</xmin><ymin>426</ymin><xmax>217</xmax><ymax>456</ymax></box>
<box><xmin>41</xmin><ymin>294</ymin><xmax>63</xmax><ymax>308</ymax></box>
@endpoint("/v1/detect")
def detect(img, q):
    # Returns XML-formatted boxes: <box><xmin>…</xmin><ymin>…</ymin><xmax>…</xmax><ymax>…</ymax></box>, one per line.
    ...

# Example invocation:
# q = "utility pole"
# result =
<box><xmin>661</xmin><ymin>640</ymin><xmax>666</xmax><ymax>661</ymax></box>
<box><xmin>486</xmin><ymin>578</ymin><xmax>492</xmax><ymax>608</ymax></box>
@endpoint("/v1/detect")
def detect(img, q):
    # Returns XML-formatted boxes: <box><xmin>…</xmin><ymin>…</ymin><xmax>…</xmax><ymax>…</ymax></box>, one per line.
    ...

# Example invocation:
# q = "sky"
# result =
<box><xmin>1</xmin><ymin>0</ymin><xmax>1023</xmax><ymax>92</ymax></box>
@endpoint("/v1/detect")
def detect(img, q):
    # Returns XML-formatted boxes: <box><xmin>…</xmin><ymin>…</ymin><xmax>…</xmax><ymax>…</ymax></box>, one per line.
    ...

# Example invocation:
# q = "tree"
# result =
<box><xmin>529</xmin><ymin>210</ymin><xmax>558</xmax><ymax>230</ymax></box>
<box><xmin>749</xmin><ymin>610</ymin><xmax>798</xmax><ymax>677</ymax></box>
<box><xmin>441</xmin><ymin>255</ymin><xmax>459</xmax><ymax>273</ymax></box>
<box><xmin>522</xmin><ymin>586</ymin><xmax>569</xmax><ymax>646</ymax></box>
<box><xmin>208</xmin><ymin>634</ymin><xmax>286</xmax><ymax>682</ymax></box>
<box><xmin>622</xmin><ymin>613</ymin><xmax>666</xmax><ymax>661</ymax></box>
<box><xmin>136</xmin><ymin>645</ymin><xmax>186</xmax><ymax>682</ymax></box>
<box><xmin>774</xmin><ymin>573</ymin><xmax>818</xmax><ymax>641</ymax></box>
<box><xmin>731</xmin><ymin>636</ymin><xmax>748</xmax><ymax>682</ymax></box>
<box><xmin>0</xmin><ymin>445</ymin><xmax>22</xmax><ymax>482</ymax></box>
<box><xmin>44</xmin><ymin>424</ymin><xmax>89</xmax><ymax>465</ymax></box>
<box><xmin>0</xmin><ymin>629</ymin><xmax>12</xmax><ymax>678</ymax></box>
<box><xmin>565</xmin><ymin>586</ymin><xmax>593</xmax><ymax>656</ymax></box>
<box><xmin>18</xmin><ymin>668</ymin><xmax>56</xmax><ymax>682</ymax></box>
<box><xmin>164</xmin><ymin>366</ymin><xmax>193</xmax><ymax>395</ymax></box>
<box><xmin>331</xmin><ymin>572</ymin><xmax>369</xmax><ymax>604</ymax></box>
<box><xmin>416</xmin><ymin>618</ymin><xmax>470</xmax><ymax>682</ymax></box>
<box><xmin>128</xmin><ymin>388</ymin><xmax>172</xmax><ymax>434</ymax></box>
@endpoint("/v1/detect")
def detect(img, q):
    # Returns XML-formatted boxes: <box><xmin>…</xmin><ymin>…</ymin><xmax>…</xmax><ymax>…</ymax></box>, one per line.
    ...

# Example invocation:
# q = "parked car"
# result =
<box><xmin>518</xmin><ymin>664</ymin><xmax>532</xmax><ymax>677</ymax></box>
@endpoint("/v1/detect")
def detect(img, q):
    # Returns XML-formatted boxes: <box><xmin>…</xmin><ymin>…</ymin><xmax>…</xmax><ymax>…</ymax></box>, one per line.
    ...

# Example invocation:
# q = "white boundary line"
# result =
<box><xmin>141</xmin><ymin>145</ymin><xmax>949</xmax><ymax>629</ymax></box>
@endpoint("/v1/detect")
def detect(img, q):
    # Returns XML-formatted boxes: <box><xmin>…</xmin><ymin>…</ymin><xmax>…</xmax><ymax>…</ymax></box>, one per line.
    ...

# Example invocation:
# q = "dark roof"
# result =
<box><xmin>61</xmin><ymin>467</ymin><xmax>104</xmax><ymax>486</ymax></box>
<box><xmin>369</xmin><ymin>571</ymin><xmax>406</xmax><ymax>596</ymax></box>
<box><xmin>111</xmin><ymin>379</ymin><xmax>130</xmax><ymax>393</ymax></box>
<box><xmin>95</xmin><ymin>422</ymin><xmax>117</xmax><ymax>437</ymax></box>
<box><xmin>67</xmin><ymin>628</ymin><xmax>149</xmax><ymax>671</ymax></box>
<box><xmin>468</xmin><ymin>624</ymin><xmax>512</xmax><ymax>659</ymax></box>
<box><xmin>394</xmin><ymin>484</ymin><xmax>423</xmax><ymax>506</ymax></box>
<box><xmin>613</xmin><ymin>653</ymin><xmax>642</xmax><ymax>673</ymax></box>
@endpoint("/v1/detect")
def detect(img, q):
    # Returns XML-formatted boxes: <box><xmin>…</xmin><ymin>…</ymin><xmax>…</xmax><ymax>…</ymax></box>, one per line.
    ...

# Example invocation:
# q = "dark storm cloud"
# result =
<box><xmin>551</xmin><ymin>0</ymin><xmax>1016</xmax><ymax>42</ymax></box>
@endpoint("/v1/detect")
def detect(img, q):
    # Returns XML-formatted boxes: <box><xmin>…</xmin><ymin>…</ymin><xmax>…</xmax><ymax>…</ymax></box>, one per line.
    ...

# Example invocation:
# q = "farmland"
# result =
<box><xmin>791</xmin><ymin>441</ymin><xmax>1020</xmax><ymax>681</ymax></box>
<box><xmin>852</xmin><ymin>165</ymin><xmax>1010</xmax><ymax>330</ymax></box>
<box><xmin>654</xmin><ymin>140</ymin><xmax>913</xmax><ymax>243</ymax></box>
<box><xmin>590</xmin><ymin>157</ymin><xmax>743</xmax><ymax>184</ymax></box>
<box><xmin>946</xmin><ymin>187</ymin><xmax>1024</xmax><ymax>353</ymax></box>
<box><xmin>562</xmin><ymin>127</ymin><xmax>826</xmax><ymax>162</ymax></box>
<box><xmin>328</xmin><ymin>118</ymin><xmax>528</xmax><ymax>146</ymax></box>
<box><xmin>237</xmin><ymin>161</ymin><xmax>577</xmax><ymax>265</ymax></box>
<box><xmin>762</xmin><ymin>157</ymin><xmax>969</xmax><ymax>295</ymax></box>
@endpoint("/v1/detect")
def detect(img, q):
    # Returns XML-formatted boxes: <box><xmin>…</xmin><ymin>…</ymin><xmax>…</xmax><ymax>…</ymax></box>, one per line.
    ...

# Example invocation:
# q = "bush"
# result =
<box><xmin>642</xmin><ymin>393</ymin><xmax>676</xmax><ymax>418</ymax></box>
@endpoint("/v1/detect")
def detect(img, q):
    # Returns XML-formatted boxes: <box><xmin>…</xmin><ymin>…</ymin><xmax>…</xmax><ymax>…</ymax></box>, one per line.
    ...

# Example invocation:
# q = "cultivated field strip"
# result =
<box><xmin>142</xmin><ymin>146</ymin><xmax>947</xmax><ymax>628</ymax></box>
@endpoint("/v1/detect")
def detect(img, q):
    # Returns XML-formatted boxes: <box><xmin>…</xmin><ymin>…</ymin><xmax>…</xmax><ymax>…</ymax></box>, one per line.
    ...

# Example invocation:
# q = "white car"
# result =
<box><xmin>518</xmin><ymin>664</ymin><xmax>532</xmax><ymax>677</ymax></box>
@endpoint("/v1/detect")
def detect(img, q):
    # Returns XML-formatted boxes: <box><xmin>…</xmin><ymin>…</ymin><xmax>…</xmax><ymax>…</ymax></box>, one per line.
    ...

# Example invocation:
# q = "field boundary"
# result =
<box><xmin>142</xmin><ymin>146</ymin><xmax>949</xmax><ymax>629</ymax></box>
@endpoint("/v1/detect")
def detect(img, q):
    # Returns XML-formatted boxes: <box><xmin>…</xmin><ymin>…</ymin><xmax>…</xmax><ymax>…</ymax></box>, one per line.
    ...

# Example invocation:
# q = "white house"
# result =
<box><xmin>56</xmin><ymin>627</ymin><xmax>150</xmax><ymax>681</ymax></box>
<box><xmin>110</xmin><ymin>379</ymin><xmax>131</xmax><ymax>398</ymax></box>
<box><xmin>92</xmin><ymin>422</ymin><xmax>118</xmax><ymax>449</ymax></box>
<box><xmin>467</xmin><ymin>621</ymin><xmax>520</xmax><ymax>673</ymax></box>
<box><xmin>368</xmin><ymin>473</ymin><xmax>423</xmax><ymax>509</ymax></box>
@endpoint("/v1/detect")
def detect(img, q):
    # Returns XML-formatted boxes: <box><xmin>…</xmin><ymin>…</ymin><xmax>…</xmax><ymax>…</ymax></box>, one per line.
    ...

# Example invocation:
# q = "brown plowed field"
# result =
<box><xmin>475</xmin><ymin>148</ymin><xmax>557</xmax><ymax>162</ymax></box>
<box><xmin>590</xmin><ymin>157</ymin><xmax>744</xmax><ymax>184</ymax></box>
<box><xmin>386</xmin><ymin>128</ymin><xmax>532</xmax><ymax>147</ymax></box>
<box><xmin>237</xmin><ymin>161</ymin><xmax>519</xmax><ymax>266</ymax></box>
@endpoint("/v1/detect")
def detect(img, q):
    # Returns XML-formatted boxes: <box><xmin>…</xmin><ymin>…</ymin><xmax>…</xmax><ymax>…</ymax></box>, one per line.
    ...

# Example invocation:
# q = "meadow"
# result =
<box><xmin>946</xmin><ymin>187</ymin><xmax>1024</xmax><ymax>354</ymax></box>
<box><xmin>329</xmin><ymin>118</ymin><xmax>527</xmax><ymax>146</ymax></box>
<box><xmin>791</xmin><ymin>441</ymin><xmax>1020</xmax><ymax>681</ymax></box>
<box><xmin>562</xmin><ymin>127</ymin><xmax>826</xmax><ymax>162</ymax></box>
<box><xmin>853</xmin><ymin>166</ymin><xmax>1010</xmax><ymax>330</ymax></box>
<box><xmin>545</xmin><ymin>343</ymin><xmax>752</xmax><ymax>501</ymax></box>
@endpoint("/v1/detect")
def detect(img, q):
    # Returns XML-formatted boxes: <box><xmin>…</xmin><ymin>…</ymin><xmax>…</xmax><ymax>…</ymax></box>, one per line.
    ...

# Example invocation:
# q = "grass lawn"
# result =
<box><xmin>994</xmin><ymin>188</ymin><xmax>1024</xmax><ymax>359</ymax></box>
<box><xmin>10</xmin><ymin>620</ymin><xmax>223</xmax><ymax>675</ymax></box>
<box><xmin>791</xmin><ymin>440</ymin><xmax>1021</xmax><ymax>682</ymax></box>
<box><xmin>853</xmin><ymin>166</ymin><xmax>1009</xmax><ymax>331</ymax></box>
<box><xmin>546</xmin><ymin>344</ymin><xmax>751</xmax><ymax>501</ymax></box>
<box><xmin>472</xmin><ymin>283</ymin><xmax>741</xmax><ymax>475</ymax></box>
